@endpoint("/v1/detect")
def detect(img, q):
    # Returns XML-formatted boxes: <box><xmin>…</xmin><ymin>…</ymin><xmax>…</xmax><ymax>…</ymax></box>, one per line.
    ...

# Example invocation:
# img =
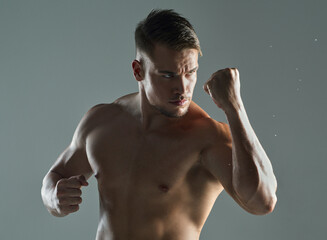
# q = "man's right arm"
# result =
<box><xmin>41</xmin><ymin>104</ymin><xmax>105</xmax><ymax>217</ymax></box>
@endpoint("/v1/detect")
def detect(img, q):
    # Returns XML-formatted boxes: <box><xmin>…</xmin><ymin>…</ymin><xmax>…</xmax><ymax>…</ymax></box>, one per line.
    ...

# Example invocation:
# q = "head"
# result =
<box><xmin>132</xmin><ymin>9</ymin><xmax>202</xmax><ymax>118</ymax></box>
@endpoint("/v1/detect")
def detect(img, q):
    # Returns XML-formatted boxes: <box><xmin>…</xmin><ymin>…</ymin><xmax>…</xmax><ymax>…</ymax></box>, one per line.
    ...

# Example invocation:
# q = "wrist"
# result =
<box><xmin>223</xmin><ymin>100</ymin><xmax>245</xmax><ymax>116</ymax></box>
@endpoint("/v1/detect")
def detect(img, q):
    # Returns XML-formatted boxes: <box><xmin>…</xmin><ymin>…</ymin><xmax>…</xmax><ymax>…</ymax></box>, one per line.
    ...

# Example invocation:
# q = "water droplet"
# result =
<box><xmin>298</xmin><ymin>79</ymin><xmax>302</xmax><ymax>82</ymax></box>
<box><xmin>274</xmin><ymin>134</ymin><xmax>277</xmax><ymax>137</ymax></box>
<box><xmin>295</xmin><ymin>68</ymin><xmax>299</xmax><ymax>71</ymax></box>
<box><xmin>314</xmin><ymin>38</ymin><xmax>318</xmax><ymax>42</ymax></box>
<box><xmin>272</xmin><ymin>114</ymin><xmax>276</xmax><ymax>118</ymax></box>
<box><xmin>269</xmin><ymin>45</ymin><xmax>273</xmax><ymax>48</ymax></box>
<box><xmin>296</xmin><ymin>88</ymin><xmax>300</xmax><ymax>91</ymax></box>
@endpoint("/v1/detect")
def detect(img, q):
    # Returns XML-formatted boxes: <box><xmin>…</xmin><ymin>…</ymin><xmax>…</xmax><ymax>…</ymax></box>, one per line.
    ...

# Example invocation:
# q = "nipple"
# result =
<box><xmin>158</xmin><ymin>184</ymin><xmax>169</xmax><ymax>193</ymax></box>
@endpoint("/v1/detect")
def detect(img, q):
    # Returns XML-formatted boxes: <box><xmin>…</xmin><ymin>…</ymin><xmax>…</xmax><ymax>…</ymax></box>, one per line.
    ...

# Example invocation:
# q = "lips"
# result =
<box><xmin>170</xmin><ymin>100</ymin><xmax>187</xmax><ymax>106</ymax></box>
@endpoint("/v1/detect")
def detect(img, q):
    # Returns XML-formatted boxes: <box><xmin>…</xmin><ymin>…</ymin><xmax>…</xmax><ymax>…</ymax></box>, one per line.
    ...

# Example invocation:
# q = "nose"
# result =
<box><xmin>173</xmin><ymin>75</ymin><xmax>188</xmax><ymax>95</ymax></box>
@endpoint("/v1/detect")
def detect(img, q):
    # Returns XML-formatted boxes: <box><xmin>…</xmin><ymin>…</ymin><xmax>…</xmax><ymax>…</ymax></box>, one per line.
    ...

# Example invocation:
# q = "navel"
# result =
<box><xmin>158</xmin><ymin>184</ymin><xmax>169</xmax><ymax>193</ymax></box>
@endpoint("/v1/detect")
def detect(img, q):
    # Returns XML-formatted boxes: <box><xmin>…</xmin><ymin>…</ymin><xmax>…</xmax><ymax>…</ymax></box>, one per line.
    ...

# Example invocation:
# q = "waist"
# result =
<box><xmin>96</xmin><ymin>211</ymin><xmax>201</xmax><ymax>240</ymax></box>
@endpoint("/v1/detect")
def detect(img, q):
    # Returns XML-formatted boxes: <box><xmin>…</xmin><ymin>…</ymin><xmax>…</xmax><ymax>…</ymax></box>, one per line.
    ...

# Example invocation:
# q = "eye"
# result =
<box><xmin>187</xmin><ymin>70</ymin><xmax>196</xmax><ymax>76</ymax></box>
<box><xmin>162</xmin><ymin>74</ymin><xmax>174</xmax><ymax>78</ymax></box>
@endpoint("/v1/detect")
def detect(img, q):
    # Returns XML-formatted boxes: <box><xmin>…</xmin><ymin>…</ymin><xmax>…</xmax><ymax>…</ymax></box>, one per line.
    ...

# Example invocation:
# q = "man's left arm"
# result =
<box><xmin>203</xmin><ymin>68</ymin><xmax>277</xmax><ymax>215</ymax></box>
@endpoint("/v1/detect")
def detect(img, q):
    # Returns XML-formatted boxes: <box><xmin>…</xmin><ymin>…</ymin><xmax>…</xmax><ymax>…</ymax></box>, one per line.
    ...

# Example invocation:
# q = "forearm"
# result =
<box><xmin>225</xmin><ymin>102</ymin><xmax>277</xmax><ymax>214</ymax></box>
<box><xmin>41</xmin><ymin>171</ymin><xmax>66</xmax><ymax>217</ymax></box>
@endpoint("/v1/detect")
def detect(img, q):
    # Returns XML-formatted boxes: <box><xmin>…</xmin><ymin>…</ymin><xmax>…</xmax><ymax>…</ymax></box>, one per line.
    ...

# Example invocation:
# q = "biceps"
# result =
<box><xmin>201</xmin><ymin>141</ymin><xmax>238</xmax><ymax>200</ymax></box>
<box><xmin>201</xmin><ymin>140</ymin><xmax>233</xmax><ymax>188</ymax></box>
<box><xmin>201</xmin><ymin>142</ymin><xmax>260</xmax><ymax>214</ymax></box>
<box><xmin>50</xmin><ymin>144</ymin><xmax>93</xmax><ymax>180</ymax></box>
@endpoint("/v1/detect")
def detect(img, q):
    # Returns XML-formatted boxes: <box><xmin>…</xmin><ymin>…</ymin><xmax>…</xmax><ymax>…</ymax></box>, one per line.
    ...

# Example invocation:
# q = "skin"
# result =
<box><xmin>41</xmin><ymin>43</ymin><xmax>277</xmax><ymax>240</ymax></box>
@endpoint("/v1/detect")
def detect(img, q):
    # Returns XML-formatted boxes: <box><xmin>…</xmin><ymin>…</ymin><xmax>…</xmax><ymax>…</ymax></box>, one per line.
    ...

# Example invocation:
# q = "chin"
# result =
<box><xmin>156</xmin><ymin>105</ymin><xmax>189</xmax><ymax>118</ymax></box>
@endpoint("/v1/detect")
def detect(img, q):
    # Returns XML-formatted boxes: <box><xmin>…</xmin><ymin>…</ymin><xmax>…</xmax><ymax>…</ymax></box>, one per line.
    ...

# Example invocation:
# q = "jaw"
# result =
<box><xmin>137</xmin><ymin>92</ymin><xmax>191</xmax><ymax>129</ymax></box>
<box><xmin>153</xmin><ymin>100</ymin><xmax>191</xmax><ymax>119</ymax></box>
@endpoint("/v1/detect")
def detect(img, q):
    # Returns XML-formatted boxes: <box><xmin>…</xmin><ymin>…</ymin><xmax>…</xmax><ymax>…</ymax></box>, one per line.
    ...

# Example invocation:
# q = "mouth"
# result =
<box><xmin>169</xmin><ymin>99</ymin><xmax>187</xmax><ymax>106</ymax></box>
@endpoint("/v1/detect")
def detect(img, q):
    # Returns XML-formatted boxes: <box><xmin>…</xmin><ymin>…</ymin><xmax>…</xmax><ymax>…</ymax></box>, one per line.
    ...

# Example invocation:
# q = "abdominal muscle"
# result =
<box><xmin>94</xmin><ymin>196</ymin><xmax>202</xmax><ymax>240</ymax></box>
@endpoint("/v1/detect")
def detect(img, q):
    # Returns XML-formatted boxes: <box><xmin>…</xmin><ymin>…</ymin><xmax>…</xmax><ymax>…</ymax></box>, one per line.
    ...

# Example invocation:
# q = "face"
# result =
<box><xmin>134</xmin><ymin>44</ymin><xmax>199</xmax><ymax>118</ymax></box>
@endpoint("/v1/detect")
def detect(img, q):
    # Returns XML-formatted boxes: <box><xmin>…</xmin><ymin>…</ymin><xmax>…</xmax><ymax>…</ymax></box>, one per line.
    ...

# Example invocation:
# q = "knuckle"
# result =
<box><xmin>231</xmin><ymin>68</ymin><xmax>238</xmax><ymax>75</ymax></box>
<box><xmin>57</xmin><ymin>178</ymin><xmax>66</xmax><ymax>184</ymax></box>
<box><xmin>56</xmin><ymin>179</ymin><xmax>67</xmax><ymax>188</ymax></box>
<box><xmin>58</xmin><ymin>197</ymin><xmax>66</xmax><ymax>205</ymax></box>
<box><xmin>56</xmin><ymin>189</ymin><xmax>64</xmax><ymax>197</ymax></box>
<box><xmin>72</xmin><ymin>205</ymin><xmax>79</xmax><ymax>212</ymax></box>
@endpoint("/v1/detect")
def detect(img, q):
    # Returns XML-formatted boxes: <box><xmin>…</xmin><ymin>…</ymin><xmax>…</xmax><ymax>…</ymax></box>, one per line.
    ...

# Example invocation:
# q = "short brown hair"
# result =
<box><xmin>135</xmin><ymin>9</ymin><xmax>202</xmax><ymax>58</ymax></box>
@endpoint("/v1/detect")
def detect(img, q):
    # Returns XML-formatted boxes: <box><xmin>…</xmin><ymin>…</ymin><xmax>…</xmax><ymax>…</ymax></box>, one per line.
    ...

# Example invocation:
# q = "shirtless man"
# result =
<box><xmin>41</xmin><ymin>9</ymin><xmax>277</xmax><ymax>240</ymax></box>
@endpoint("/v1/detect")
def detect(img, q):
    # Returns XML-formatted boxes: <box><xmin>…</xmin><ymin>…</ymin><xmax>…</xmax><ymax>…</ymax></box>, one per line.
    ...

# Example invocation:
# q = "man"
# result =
<box><xmin>41</xmin><ymin>9</ymin><xmax>277</xmax><ymax>240</ymax></box>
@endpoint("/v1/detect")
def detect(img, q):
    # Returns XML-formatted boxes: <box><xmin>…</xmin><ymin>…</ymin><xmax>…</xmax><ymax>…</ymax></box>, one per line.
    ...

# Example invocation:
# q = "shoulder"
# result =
<box><xmin>113</xmin><ymin>92</ymin><xmax>138</xmax><ymax>105</ymax></box>
<box><xmin>189</xmin><ymin>101</ymin><xmax>231</xmax><ymax>144</ymax></box>
<box><xmin>80</xmin><ymin>92</ymin><xmax>142</xmax><ymax>135</ymax></box>
<box><xmin>82</xmin><ymin>103</ymin><xmax>121</xmax><ymax>125</ymax></box>
<box><xmin>199</xmin><ymin>117</ymin><xmax>232</xmax><ymax>149</ymax></box>
<box><xmin>71</xmin><ymin>102</ymin><xmax>122</xmax><ymax>147</ymax></box>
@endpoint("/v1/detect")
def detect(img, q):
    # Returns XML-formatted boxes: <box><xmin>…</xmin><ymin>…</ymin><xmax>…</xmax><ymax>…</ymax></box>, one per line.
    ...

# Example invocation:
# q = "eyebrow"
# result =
<box><xmin>158</xmin><ymin>66</ymin><xmax>198</xmax><ymax>75</ymax></box>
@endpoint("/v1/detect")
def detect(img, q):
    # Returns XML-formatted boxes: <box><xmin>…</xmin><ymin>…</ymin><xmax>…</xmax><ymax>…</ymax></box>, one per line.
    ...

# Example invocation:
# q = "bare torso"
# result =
<box><xmin>86</xmin><ymin>93</ymin><xmax>225</xmax><ymax>240</ymax></box>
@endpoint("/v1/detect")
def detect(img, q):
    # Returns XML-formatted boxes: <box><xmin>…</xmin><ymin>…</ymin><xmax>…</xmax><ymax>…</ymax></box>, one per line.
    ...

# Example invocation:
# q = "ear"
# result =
<box><xmin>132</xmin><ymin>60</ymin><xmax>144</xmax><ymax>81</ymax></box>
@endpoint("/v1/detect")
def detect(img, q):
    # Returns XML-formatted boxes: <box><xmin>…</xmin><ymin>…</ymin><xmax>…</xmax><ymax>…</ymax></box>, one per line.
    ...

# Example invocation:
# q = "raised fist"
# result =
<box><xmin>204</xmin><ymin>68</ymin><xmax>242</xmax><ymax>112</ymax></box>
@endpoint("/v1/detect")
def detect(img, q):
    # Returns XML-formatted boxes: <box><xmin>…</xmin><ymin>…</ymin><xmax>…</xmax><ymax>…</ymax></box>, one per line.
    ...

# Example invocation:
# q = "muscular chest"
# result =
<box><xmin>85</xmin><ymin>114</ymin><xmax>223</xmax><ymax>229</ymax></box>
<box><xmin>85</xmin><ymin>122</ymin><xmax>207</xmax><ymax>195</ymax></box>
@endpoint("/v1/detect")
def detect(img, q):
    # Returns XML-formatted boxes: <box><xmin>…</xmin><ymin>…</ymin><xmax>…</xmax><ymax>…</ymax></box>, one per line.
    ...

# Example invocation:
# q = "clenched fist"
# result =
<box><xmin>203</xmin><ymin>68</ymin><xmax>243</xmax><ymax>113</ymax></box>
<box><xmin>52</xmin><ymin>175</ymin><xmax>88</xmax><ymax>216</ymax></box>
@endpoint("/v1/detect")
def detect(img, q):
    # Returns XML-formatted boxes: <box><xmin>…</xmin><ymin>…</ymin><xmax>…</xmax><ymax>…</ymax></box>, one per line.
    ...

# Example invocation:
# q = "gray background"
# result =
<box><xmin>1</xmin><ymin>0</ymin><xmax>326</xmax><ymax>239</ymax></box>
